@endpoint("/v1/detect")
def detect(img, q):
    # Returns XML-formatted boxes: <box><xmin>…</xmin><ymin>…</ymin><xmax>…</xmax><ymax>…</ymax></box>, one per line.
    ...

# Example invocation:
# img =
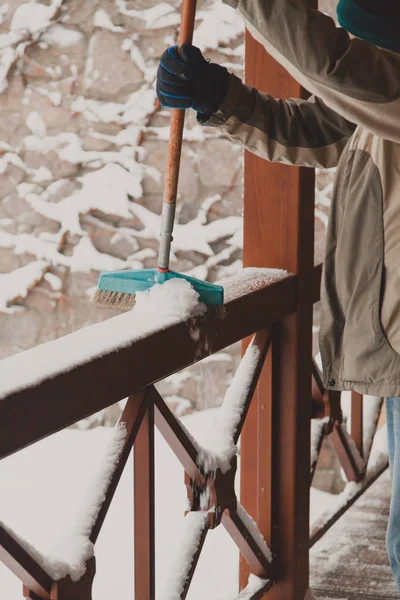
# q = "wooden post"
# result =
<box><xmin>134</xmin><ymin>399</ymin><xmax>155</xmax><ymax>599</ymax></box>
<box><xmin>240</xmin><ymin>23</ymin><xmax>315</xmax><ymax>600</ymax></box>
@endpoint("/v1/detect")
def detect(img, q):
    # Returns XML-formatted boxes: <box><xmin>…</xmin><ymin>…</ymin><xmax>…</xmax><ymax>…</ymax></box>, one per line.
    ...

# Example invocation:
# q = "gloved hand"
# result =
<box><xmin>156</xmin><ymin>44</ymin><xmax>229</xmax><ymax>116</ymax></box>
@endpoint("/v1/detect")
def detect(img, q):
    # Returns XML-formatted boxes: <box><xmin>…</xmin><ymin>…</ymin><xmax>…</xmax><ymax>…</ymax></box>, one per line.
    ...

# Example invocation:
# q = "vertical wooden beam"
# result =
<box><xmin>240</xmin><ymin>329</ymin><xmax>274</xmax><ymax>587</ymax></box>
<box><xmin>134</xmin><ymin>399</ymin><xmax>155</xmax><ymax>600</ymax></box>
<box><xmin>351</xmin><ymin>391</ymin><xmax>363</xmax><ymax>458</ymax></box>
<box><xmin>240</xmin><ymin>20</ymin><xmax>315</xmax><ymax>600</ymax></box>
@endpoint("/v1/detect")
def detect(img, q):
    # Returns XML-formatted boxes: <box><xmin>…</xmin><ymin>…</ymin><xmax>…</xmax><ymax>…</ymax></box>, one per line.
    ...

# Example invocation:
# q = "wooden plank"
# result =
<box><xmin>232</xmin><ymin>579</ymin><xmax>273</xmax><ymax>600</ymax></box>
<box><xmin>0</xmin><ymin>274</ymin><xmax>297</xmax><ymax>462</ymax></box>
<box><xmin>233</xmin><ymin>329</ymin><xmax>271</xmax><ymax>444</ymax></box>
<box><xmin>0</xmin><ymin>526</ymin><xmax>52</xmax><ymax>598</ymax></box>
<box><xmin>240</xmin><ymin>324</ymin><xmax>276</xmax><ymax>588</ymax></box>
<box><xmin>134</xmin><ymin>403</ymin><xmax>155</xmax><ymax>600</ymax></box>
<box><xmin>90</xmin><ymin>393</ymin><xmax>147</xmax><ymax>543</ymax></box>
<box><xmin>222</xmin><ymin>509</ymin><xmax>271</xmax><ymax>578</ymax></box>
<box><xmin>241</xmin><ymin>23</ymin><xmax>315</xmax><ymax>600</ymax></box>
<box><xmin>152</xmin><ymin>386</ymin><xmax>203</xmax><ymax>483</ymax></box>
<box><xmin>311</xmin><ymin>359</ymin><xmax>326</xmax><ymax>419</ymax></box>
<box><xmin>310</xmin><ymin>463</ymin><xmax>389</xmax><ymax>547</ymax></box>
<box><xmin>329</xmin><ymin>422</ymin><xmax>365</xmax><ymax>483</ymax></box>
<box><xmin>179</xmin><ymin>517</ymin><xmax>208</xmax><ymax>599</ymax></box>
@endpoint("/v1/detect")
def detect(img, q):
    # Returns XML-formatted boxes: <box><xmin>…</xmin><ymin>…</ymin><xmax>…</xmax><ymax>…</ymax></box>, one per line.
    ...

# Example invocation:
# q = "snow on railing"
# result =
<box><xmin>0</xmin><ymin>263</ymin><xmax>388</xmax><ymax>600</ymax></box>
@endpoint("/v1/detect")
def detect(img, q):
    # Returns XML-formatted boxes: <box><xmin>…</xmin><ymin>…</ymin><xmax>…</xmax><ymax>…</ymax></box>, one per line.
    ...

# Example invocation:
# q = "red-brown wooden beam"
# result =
<box><xmin>0</xmin><ymin>525</ymin><xmax>52</xmax><ymax>599</ymax></box>
<box><xmin>91</xmin><ymin>393</ymin><xmax>147</xmax><ymax>543</ymax></box>
<box><xmin>0</xmin><ymin>259</ymin><xmax>325</xmax><ymax>464</ymax></box>
<box><xmin>241</xmin><ymin>20</ymin><xmax>315</xmax><ymax>599</ymax></box>
<box><xmin>134</xmin><ymin>402</ymin><xmax>155</xmax><ymax>600</ymax></box>
<box><xmin>0</xmin><ymin>274</ymin><xmax>298</xmax><ymax>462</ymax></box>
<box><xmin>240</xmin><ymin>325</ymin><xmax>276</xmax><ymax>588</ymax></box>
<box><xmin>309</xmin><ymin>461</ymin><xmax>389</xmax><ymax>547</ymax></box>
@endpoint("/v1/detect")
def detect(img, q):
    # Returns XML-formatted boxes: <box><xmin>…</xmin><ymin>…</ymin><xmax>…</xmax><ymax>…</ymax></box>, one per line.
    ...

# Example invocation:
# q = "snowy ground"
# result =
<box><xmin>0</xmin><ymin>406</ymin><xmax>376</xmax><ymax>600</ymax></box>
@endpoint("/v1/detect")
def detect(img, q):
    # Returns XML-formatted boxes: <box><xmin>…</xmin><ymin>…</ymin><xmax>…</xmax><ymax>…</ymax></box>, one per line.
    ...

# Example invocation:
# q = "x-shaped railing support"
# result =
<box><xmin>153</xmin><ymin>329</ymin><xmax>273</xmax><ymax>597</ymax></box>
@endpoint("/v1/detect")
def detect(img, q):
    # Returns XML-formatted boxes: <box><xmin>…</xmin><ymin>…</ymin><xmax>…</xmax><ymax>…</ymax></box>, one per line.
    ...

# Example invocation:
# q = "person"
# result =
<box><xmin>157</xmin><ymin>0</ymin><xmax>400</xmax><ymax>591</ymax></box>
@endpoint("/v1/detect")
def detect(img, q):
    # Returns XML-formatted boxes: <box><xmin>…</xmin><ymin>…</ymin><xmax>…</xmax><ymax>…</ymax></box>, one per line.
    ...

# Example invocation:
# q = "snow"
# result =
<box><xmin>70</xmin><ymin>236</ymin><xmax>133</xmax><ymax>273</ymax></box>
<box><xmin>310</xmin><ymin>424</ymin><xmax>388</xmax><ymax>534</ymax></box>
<box><xmin>32</xmin><ymin>166</ymin><xmax>53</xmax><ymax>182</ymax></box>
<box><xmin>134</xmin><ymin>277</ymin><xmax>207</xmax><ymax>320</ymax></box>
<box><xmin>88</xmin><ymin>125</ymin><xmax>142</xmax><ymax>148</ymax></box>
<box><xmin>341</xmin><ymin>393</ymin><xmax>382</xmax><ymax>463</ymax></box>
<box><xmin>26</xmin><ymin>111</ymin><xmax>47</xmax><ymax>137</ymax></box>
<box><xmin>0</xmin><ymin>230</ymin><xmax>71</xmax><ymax>268</ymax></box>
<box><xmin>195</xmin><ymin>2</ymin><xmax>244</xmax><ymax>51</ymax></box>
<box><xmin>122</xmin><ymin>39</ymin><xmax>155</xmax><ymax>82</ymax></box>
<box><xmin>40</xmin><ymin>24</ymin><xmax>84</xmax><ymax>47</ymax></box>
<box><xmin>23</xmin><ymin>132</ymin><xmax>158</xmax><ymax>188</ymax></box>
<box><xmin>165</xmin><ymin>395</ymin><xmax>192</xmax><ymax>417</ymax></box>
<box><xmin>199</xmin><ymin>352</ymin><xmax>232</xmax><ymax>365</ymax></box>
<box><xmin>236</xmin><ymin>503</ymin><xmax>272</xmax><ymax>563</ymax></box>
<box><xmin>0</xmin><ymin>152</ymin><xmax>29</xmax><ymax>174</ymax></box>
<box><xmin>10</xmin><ymin>0</ymin><xmax>62</xmax><ymax>37</ymax></box>
<box><xmin>159</xmin><ymin>511</ymin><xmax>208</xmax><ymax>600</ymax></box>
<box><xmin>115</xmin><ymin>1</ymin><xmax>180</xmax><ymax>29</ymax></box>
<box><xmin>198</xmin><ymin>194</ymin><xmax>222</xmax><ymax>225</ymax></box>
<box><xmin>26</xmin><ymin>163</ymin><xmax>149</xmax><ymax>235</ymax></box>
<box><xmin>198</xmin><ymin>342</ymin><xmax>261</xmax><ymax>473</ymax></box>
<box><xmin>0</xmin><ymin>260</ymin><xmax>48</xmax><ymax>313</ymax></box>
<box><xmin>44</xmin><ymin>272</ymin><xmax>62</xmax><ymax>291</ymax></box>
<box><xmin>309</xmin><ymin>488</ymin><xmax>337</xmax><ymax>524</ymax></box>
<box><xmin>1</xmin><ymin>520</ymin><xmax>94</xmax><ymax>584</ymax></box>
<box><xmin>0</xmin><ymin>424</ymin><xmax>126</xmax><ymax>582</ymax></box>
<box><xmin>338</xmin><ymin>422</ymin><xmax>365</xmax><ymax>474</ymax></box>
<box><xmin>0</xmin><ymin>278</ymin><xmax>207</xmax><ymax>400</ymax></box>
<box><xmin>0</xmin><ymin>46</ymin><xmax>17</xmax><ymax>94</ymax></box>
<box><xmin>130</xmin><ymin>201</ymin><xmax>242</xmax><ymax>258</ymax></box>
<box><xmin>146</xmin><ymin>124</ymin><xmax>218</xmax><ymax>142</ymax></box>
<box><xmin>311</xmin><ymin>418</ymin><xmax>329</xmax><ymax>468</ymax></box>
<box><xmin>94</xmin><ymin>9</ymin><xmax>124</xmax><ymax>33</ymax></box>
<box><xmin>231</xmin><ymin>574</ymin><xmax>269</xmax><ymax>599</ymax></box>
<box><xmin>0</xmin><ymin>4</ymin><xmax>9</xmax><ymax>26</ymax></box>
<box><xmin>29</xmin><ymin>84</ymin><xmax>62</xmax><ymax>106</ymax></box>
<box><xmin>222</xmin><ymin>267</ymin><xmax>290</xmax><ymax>303</ymax></box>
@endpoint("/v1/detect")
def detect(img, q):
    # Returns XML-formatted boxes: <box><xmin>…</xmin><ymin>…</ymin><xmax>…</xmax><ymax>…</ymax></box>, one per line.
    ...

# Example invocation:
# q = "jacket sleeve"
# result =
<box><xmin>222</xmin><ymin>0</ymin><xmax>400</xmax><ymax>143</ymax></box>
<box><xmin>199</xmin><ymin>73</ymin><xmax>356</xmax><ymax>168</ymax></box>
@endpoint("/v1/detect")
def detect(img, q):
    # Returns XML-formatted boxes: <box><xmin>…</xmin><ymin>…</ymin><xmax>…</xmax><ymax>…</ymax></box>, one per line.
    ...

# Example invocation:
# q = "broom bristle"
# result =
<box><xmin>208</xmin><ymin>304</ymin><xmax>227</xmax><ymax>320</ymax></box>
<box><xmin>90</xmin><ymin>288</ymin><xmax>226</xmax><ymax>317</ymax></box>
<box><xmin>90</xmin><ymin>288</ymin><xmax>136</xmax><ymax>311</ymax></box>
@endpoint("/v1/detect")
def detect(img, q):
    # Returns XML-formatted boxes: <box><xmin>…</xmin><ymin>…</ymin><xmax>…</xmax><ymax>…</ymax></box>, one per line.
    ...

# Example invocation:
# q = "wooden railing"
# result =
<box><xmin>0</xmin><ymin>264</ymin><xmax>387</xmax><ymax>600</ymax></box>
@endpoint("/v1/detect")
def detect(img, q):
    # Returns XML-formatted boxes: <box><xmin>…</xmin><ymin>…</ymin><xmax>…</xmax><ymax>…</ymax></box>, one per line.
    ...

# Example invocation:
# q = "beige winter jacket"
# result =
<box><xmin>201</xmin><ymin>0</ymin><xmax>400</xmax><ymax>396</ymax></box>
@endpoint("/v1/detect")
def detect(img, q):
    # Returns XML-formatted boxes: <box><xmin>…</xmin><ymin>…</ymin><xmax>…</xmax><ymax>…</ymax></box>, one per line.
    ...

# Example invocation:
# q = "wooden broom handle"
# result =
<box><xmin>163</xmin><ymin>0</ymin><xmax>197</xmax><ymax>205</ymax></box>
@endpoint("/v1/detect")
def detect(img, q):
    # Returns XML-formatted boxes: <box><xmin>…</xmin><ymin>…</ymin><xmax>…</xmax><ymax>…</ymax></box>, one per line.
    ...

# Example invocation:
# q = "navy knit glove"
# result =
<box><xmin>157</xmin><ymin>44</ymin><xmax>229</xmax><ymax>115</ymax></box>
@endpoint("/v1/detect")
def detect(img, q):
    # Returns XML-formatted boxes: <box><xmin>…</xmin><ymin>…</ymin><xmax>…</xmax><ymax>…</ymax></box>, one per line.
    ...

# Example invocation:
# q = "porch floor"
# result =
<box><xmin>311</xmin><ymin>468</ymin><xmax>398</xmax><ymax>599</ymax></box>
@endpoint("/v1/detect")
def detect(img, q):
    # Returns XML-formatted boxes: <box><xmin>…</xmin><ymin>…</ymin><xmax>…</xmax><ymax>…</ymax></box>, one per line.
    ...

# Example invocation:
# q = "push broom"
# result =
<box><xmin>91</xmin><ymin>0</ymin><xmax>224</xmax><ymax>313</ymax></box>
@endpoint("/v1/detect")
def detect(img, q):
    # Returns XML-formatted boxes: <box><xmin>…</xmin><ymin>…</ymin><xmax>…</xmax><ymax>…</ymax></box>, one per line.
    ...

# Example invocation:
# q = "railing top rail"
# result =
<box><xmin>0</xmin><ymin>269</ymin><xmax>312</xmax><ymax>460</ymax></box>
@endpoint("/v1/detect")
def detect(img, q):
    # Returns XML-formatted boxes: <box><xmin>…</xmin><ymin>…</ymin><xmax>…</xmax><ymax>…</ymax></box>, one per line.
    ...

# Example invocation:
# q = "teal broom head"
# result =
<box><xmin>91</xmin><ymin>268</ymin><xmax>224</xmax><ymax>311</ymax></box>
